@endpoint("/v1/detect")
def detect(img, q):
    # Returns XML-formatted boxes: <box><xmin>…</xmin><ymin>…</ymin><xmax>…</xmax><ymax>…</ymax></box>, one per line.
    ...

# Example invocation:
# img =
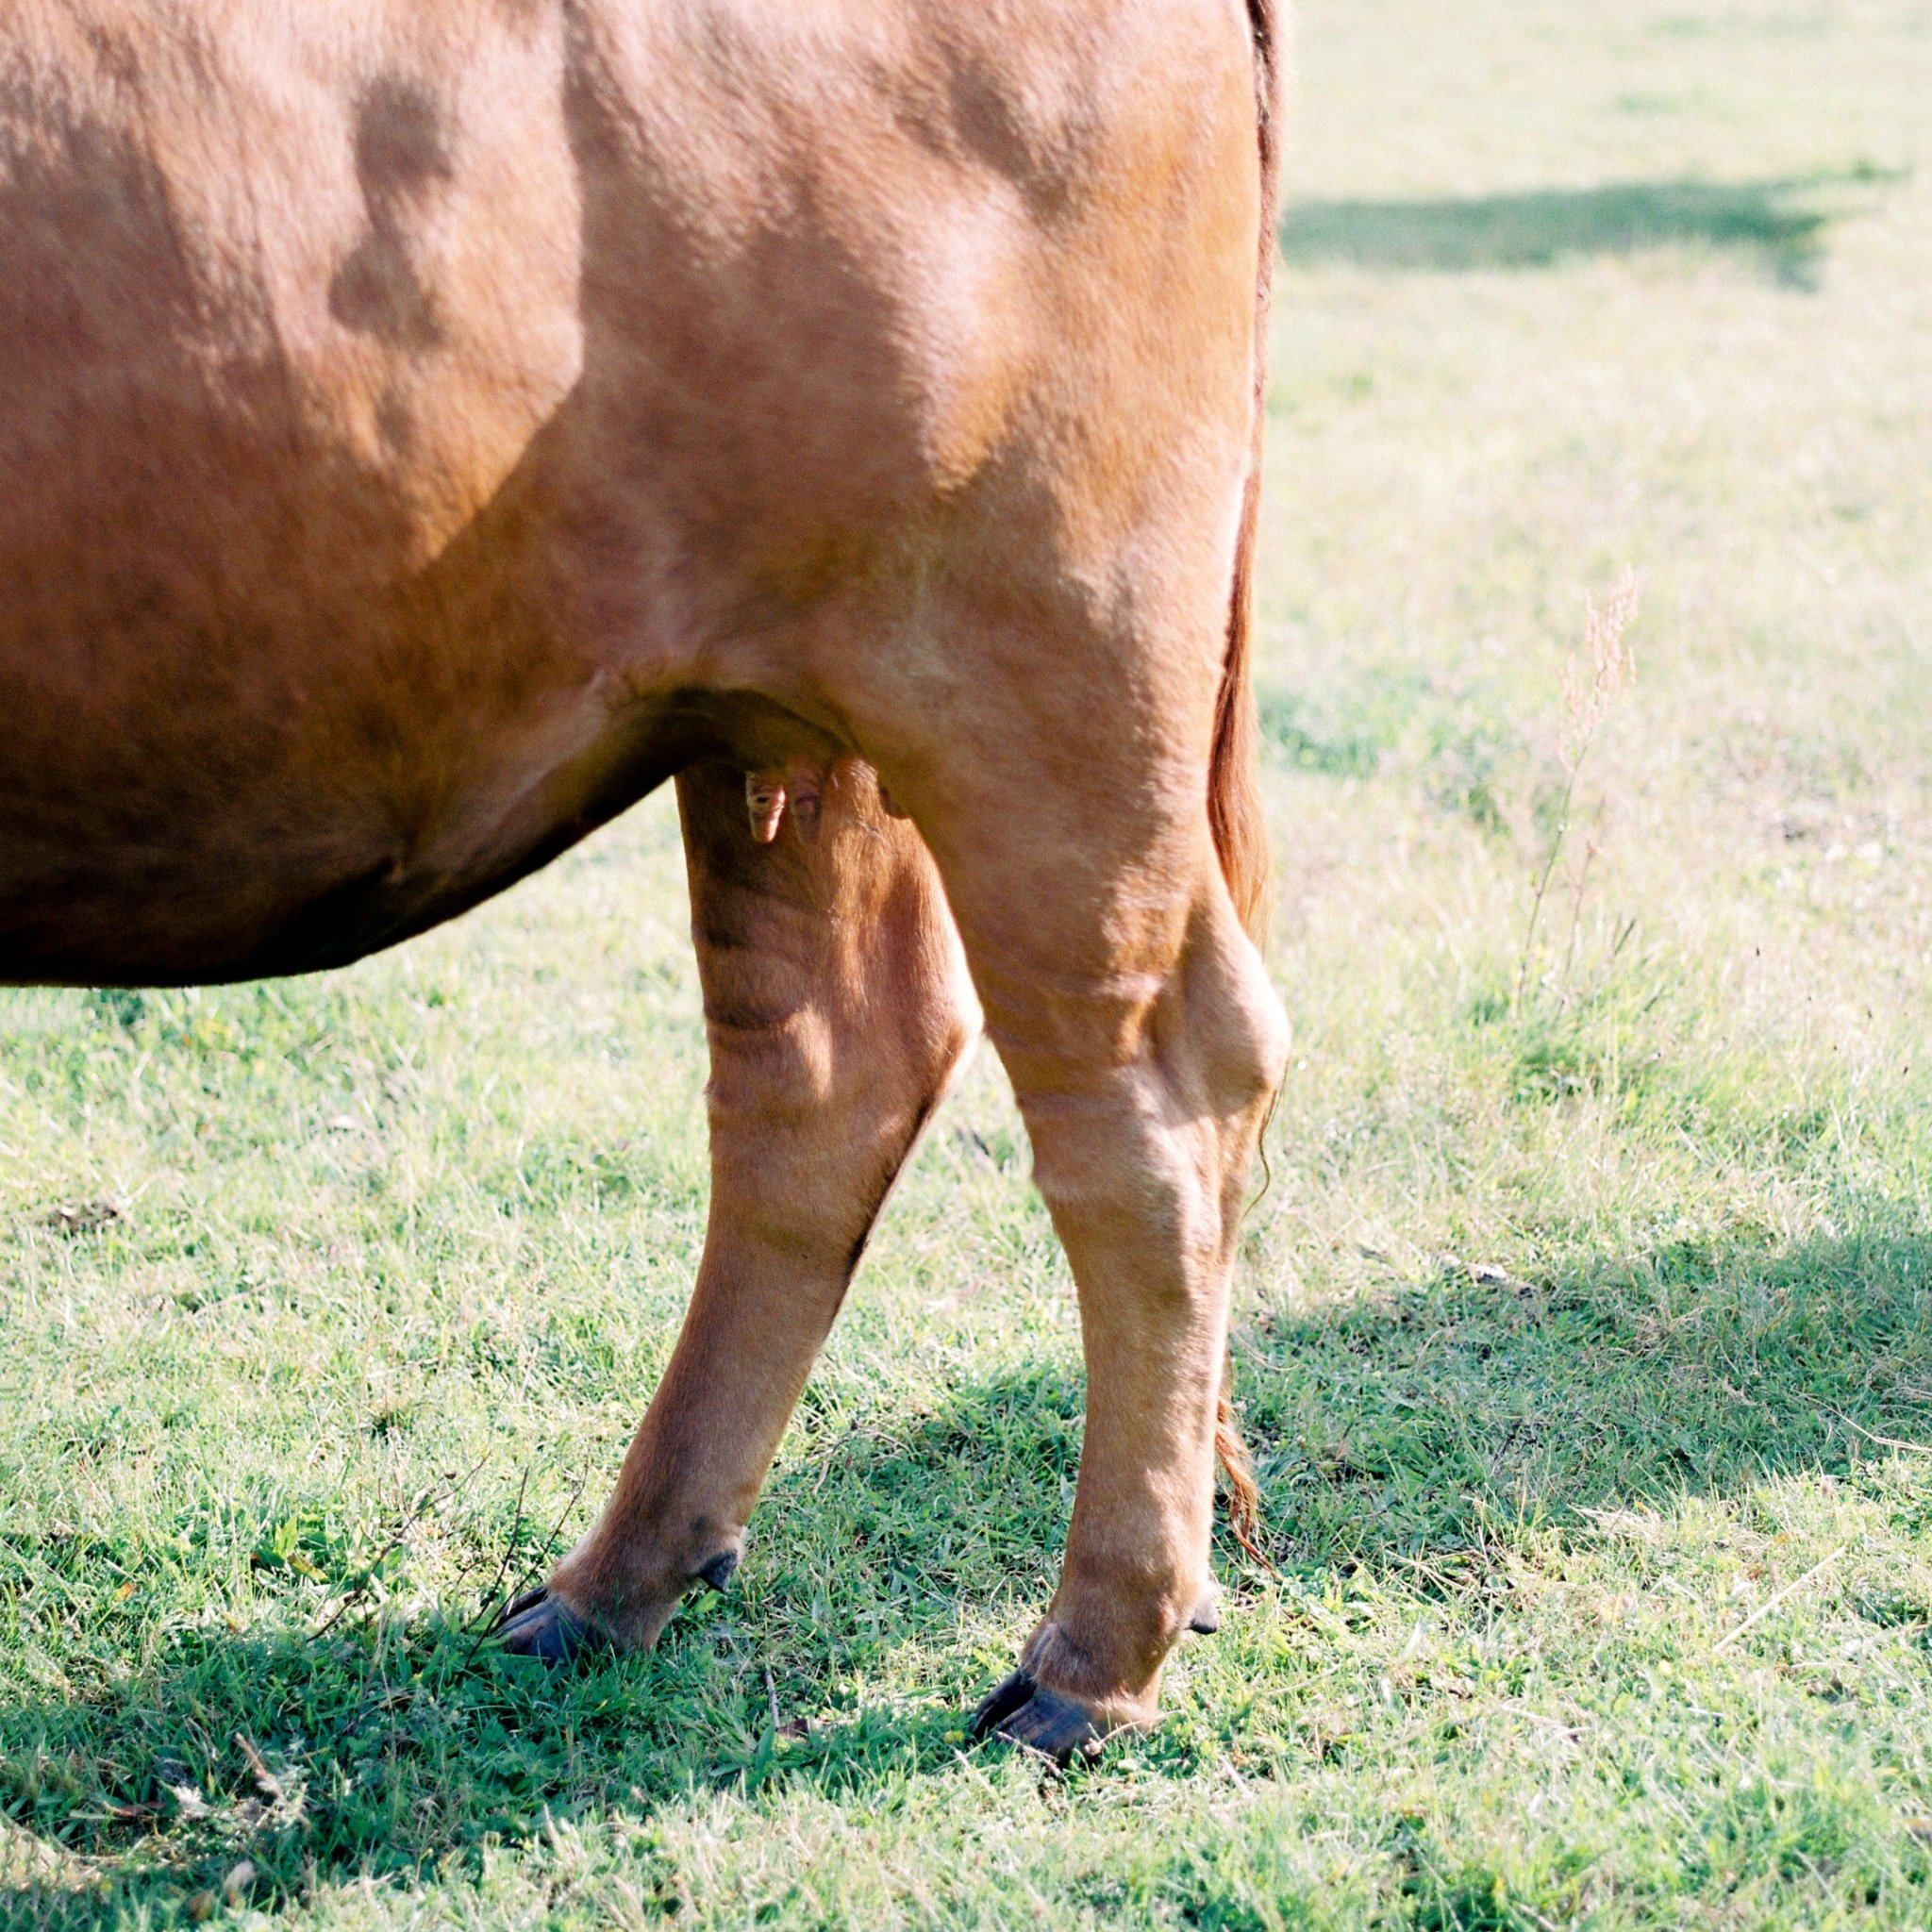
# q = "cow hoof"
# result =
<box><xmin>692</xmin><ymin>1548</ymin><xmax>740</xmax><ymax>1592</ymax></box>
<box><xmin>493</xmin><ymin>1586</ymin><xmax>598</xmax><ymax>1663</ymax></box>
<box><xmin>969</xmin><ymin>1669</ymin><xmax>1107</xmax><ymax>1765</ymax></box>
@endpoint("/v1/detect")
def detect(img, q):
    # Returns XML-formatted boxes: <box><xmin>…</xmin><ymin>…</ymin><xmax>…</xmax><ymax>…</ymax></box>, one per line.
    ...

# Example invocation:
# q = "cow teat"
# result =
<box><xmin>787</xmin><ymin>765</ymin><xmax>824</xmax><ymax>841</ymax></box>
<box><xmin>744</xmin><ymin>760</ymin><xmax>828</xmax><ymax>843</ymax></box>
<box><xmin>745</xmin><ymin>770</ymin><xmax>787</xmax><ymax>843</ymax></box>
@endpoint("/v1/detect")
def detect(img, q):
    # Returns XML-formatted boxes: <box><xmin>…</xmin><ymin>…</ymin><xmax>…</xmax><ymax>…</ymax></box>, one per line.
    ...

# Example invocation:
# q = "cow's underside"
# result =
<box><xmin>0</xmin><ymin>0</ymin><xmax>1291</xmax><ymax>1761</ymax></box>
<box><xmin>1</xmin><ymin>0</ymin><xmax>1111</xmax><ymax>983</ymax></box>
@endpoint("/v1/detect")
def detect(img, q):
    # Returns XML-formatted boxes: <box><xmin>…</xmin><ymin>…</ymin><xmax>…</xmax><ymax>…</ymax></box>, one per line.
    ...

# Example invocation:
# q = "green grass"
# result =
<box><xmin>7</xmin><ymin>1</ymin><xmax>1932</xmax><ymax>1924</ymax></box>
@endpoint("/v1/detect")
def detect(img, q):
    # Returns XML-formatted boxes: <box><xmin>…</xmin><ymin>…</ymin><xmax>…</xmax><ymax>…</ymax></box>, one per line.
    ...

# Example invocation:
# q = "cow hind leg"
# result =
<box><xmin>891</xmin><ymin>659</ymin><xmax>1290</xmax><ymax>1758</ymax></box>
<box><xmin>498</xmin><ymin>755</ymin><xmax>975</xmax><ymax>1657</ymax></box>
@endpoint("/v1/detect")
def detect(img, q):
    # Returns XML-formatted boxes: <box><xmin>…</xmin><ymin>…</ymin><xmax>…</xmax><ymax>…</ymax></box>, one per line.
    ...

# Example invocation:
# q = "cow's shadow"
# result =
<box><xmin>1279</xmin><ymin>170</ymin><xmax>1903</xmax><ymax>288</ymax></box>
<box><xmin>6</xmin><ymin>1213</ymin><xmax>1930</xmax><ymax>1924</ymax></box>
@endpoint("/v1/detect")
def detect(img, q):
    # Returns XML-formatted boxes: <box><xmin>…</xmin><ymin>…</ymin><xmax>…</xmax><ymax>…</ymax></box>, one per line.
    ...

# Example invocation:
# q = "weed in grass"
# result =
<box><xmin>1515</xmin><ymin>571</ymin><xmax>1640</xmax><ymax>1012</ymax></box>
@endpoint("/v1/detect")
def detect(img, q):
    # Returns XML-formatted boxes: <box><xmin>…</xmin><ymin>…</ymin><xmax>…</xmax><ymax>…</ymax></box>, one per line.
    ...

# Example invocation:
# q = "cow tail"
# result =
<box><xmin>1211</xmin><ymin>0</ymin><xmax>1287</xmax><ymax>1560</ymax></box>
<box><xmin>1208</xmin><ymin>0</ymin><xmax>1283</xmax><ymax>949</ymax></box>
<box><xmin>1216</xmin><ymin>1381</ymin><xmax>1275</xmax><ymax>1572</ymax></box>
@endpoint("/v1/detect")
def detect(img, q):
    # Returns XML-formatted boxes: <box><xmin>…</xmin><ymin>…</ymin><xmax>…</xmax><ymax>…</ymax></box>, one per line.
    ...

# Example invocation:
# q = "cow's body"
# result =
<box><xmin>0</xmin><ymin>0</ymin><xmax>1289</xmax><ymax>1757</ymax></box>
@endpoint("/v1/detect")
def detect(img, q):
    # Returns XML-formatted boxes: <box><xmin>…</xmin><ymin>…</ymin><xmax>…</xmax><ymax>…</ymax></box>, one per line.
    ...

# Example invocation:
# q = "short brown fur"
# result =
<box><xmin>0</xmin><ymin>0</ymin><xmax>1291</xmax><ymax>1757</ymax></box>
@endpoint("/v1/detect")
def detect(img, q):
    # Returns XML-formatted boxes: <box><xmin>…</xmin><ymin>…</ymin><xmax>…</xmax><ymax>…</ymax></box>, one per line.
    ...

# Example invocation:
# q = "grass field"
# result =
<box><xmin>6</xmin><ymin>2</ymin><xmax>1932</xmax><ymax>1925</ymax></box>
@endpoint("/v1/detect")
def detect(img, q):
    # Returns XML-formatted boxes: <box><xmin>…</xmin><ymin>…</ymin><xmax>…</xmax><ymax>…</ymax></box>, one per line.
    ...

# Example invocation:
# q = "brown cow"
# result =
<box><xmin>0</xmin><ymin>0</ymin><xmax>1289</xmax><ymax>1759</ymax></box>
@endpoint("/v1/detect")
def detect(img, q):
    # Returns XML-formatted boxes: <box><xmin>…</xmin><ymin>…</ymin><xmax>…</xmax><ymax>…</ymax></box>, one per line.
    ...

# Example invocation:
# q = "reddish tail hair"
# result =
<box><xmin>1211</xmin><ymin>1</ymin><xmax>1287</xmax><ymax>1562</ymax></box>
<box><xmin>1208</xmin><ymin>0</ymin><xmax>1285</xmax><ymax>948</ymax></box>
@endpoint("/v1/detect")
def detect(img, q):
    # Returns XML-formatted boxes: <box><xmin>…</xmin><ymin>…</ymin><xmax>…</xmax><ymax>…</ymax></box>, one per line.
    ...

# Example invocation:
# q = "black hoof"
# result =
<box><xmin>493</xmin><ymin>1586</ymin><xmax>598</xmax><ymax>1662</ymax></box>
<box><xmin>970</xmin><ymin>1668</ymin><xmax>1037</xmax><ymax>1740</ymax></box>
<box><xmin>692</xmin><ymin>1549</ymin><xmax>739</xmax><ymax>1592</ymax></box>
<box><xmin>970</xmin><ymin>1670</ymin><xmax>1108</xmax><ymax>1765</ymax></box>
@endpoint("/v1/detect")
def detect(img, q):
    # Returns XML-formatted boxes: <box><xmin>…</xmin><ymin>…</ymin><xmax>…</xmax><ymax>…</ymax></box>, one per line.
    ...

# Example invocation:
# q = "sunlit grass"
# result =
<box><xmin>6</xmin><ymin>2</ymin><xmax>1932</xmax><ymax>1924</ymax></box>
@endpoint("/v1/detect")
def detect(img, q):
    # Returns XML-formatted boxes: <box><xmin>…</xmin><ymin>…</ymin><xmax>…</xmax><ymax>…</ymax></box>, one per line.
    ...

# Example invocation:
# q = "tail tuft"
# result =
<box><xmin>1215</xmin><ymin>1376</ymin><xmax>1277</xmax><ymax>1574</ymax></box>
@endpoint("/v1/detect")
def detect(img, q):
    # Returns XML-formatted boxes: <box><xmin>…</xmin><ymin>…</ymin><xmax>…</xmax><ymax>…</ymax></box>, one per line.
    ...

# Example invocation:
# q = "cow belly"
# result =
<box><xmin>0</xmin><ymin>0</ymin><xmax>1246</xmax><ymax>982</ymax></box>
<box><xmin>0</xmin><ymin>3</ymin><xmax>608</xmax><ymax>981</ymax></box>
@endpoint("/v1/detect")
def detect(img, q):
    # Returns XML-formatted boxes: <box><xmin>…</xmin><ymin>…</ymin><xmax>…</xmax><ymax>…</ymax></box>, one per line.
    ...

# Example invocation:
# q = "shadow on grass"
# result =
<box><xmin>0</xmin><ymin>1360</ymin><xmax>1092</xmax><ymax>1928</ymax></box>
<box><xmin>1279</xmin><ymin>171</ymin><xmax>1900</xmax><ymax>287</ymax></box>
<box><xmin>0</xmin><ymin>1608</ymin><xmax>980</xmax><ymax>1928</ymax></box>
<box><xmin>1239</xmin><ymin>1218</ymin><xmax>1932</xmax><ymax>1571</ymax></box>
<box><xmin>5</xmin><ymin>1216</ymin><xmax>1930</xmax><ymax>1922</ymax></box>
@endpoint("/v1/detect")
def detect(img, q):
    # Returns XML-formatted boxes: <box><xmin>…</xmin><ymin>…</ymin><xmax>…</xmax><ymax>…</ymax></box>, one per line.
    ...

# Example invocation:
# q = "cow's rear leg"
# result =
<box><xmin>499</xmin><ymin>755</ymin><xmax>974</xmax><ymax>1657</ymax></box>
<box><xmin>907</xmin><ymin>732</ymin><xmax>1288</xmax><ymax>1757</ymax></box>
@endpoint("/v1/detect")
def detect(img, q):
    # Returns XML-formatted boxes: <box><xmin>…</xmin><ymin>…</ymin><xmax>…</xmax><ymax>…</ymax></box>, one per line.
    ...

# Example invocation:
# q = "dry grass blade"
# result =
<box><xmin>1515</xmin><ymin>571</ymin><xmax>1641</xmax><ymax>1010</ymax></box>
<box><xmin>1713</xmin><ymin>1546</ymin><xmax>1847</xmax><ymax>1655</ymax></box>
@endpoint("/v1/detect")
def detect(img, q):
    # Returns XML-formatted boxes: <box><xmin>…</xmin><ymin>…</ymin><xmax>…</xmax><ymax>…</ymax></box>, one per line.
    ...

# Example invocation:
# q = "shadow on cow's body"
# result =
<box><xmin>0</xmin><ymin>0</ymin><xmax>1290</xmax><ymax>1758</ymax></box>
